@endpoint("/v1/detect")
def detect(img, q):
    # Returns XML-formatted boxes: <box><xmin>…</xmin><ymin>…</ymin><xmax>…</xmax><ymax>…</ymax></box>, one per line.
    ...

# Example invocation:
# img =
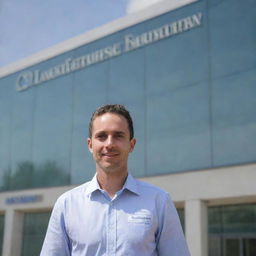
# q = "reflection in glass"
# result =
<box><xmin>211</xmin><ymin>69</ymin><xmax>256</xmax><ymax>167</ymax></box>
<box><xmin>209</xmin><ymin>236</ymin><xmax>221</xmax><ymax>256</ymax></box>
<box><xmin>177</xmin><ymin>208</ymin><xmax>185</xmax><ymax>232</ymax></box>
<box><xmin>225</xmin><ymin>239</ymin><xmax>239</xmax><ymax>256</ymax></box>
<box><xmin>32</xmin><ymin>75</ymin><xmax>73</xmax><ymax>188</ymax></box>
<box><xmin>209</xmin><ymin>204</ymin><xmax>256</xmax><ymax>256</ymax></box>
<box><xmin>0</xmin><ymin>77</ymin><xmax>13</xmax><ymax>191</ymax></box>
<box><xmin>0</xmin><ymin>215</ymin><xmax>4</xmax><ymax>256</ymax></box>
<box><xmin>222</xmin><ymin>205</ymin><xmax>256</xmax><ymax>233</ymax></box>
<box><xmin>243</xmin><ymin>239</ymin><xmax>256</xmax><ymax>256</ymax></box>
<box><xmin>22</xmin><ymin>212</ymin><xmax>51</xmax><ymax>256</ymax></box>
<box><xmin>6</xmin><ymin>160</ymin><xmax>70</xmax><ymax>190</ymax></box>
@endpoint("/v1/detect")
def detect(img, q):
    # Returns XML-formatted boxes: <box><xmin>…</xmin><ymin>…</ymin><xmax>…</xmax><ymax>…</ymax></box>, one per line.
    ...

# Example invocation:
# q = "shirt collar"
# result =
<box><xmin>85</xmin><ymin>173</ymin><xmax>140</xmax><ymax>197</ymax></box>
<box><xmin>122</xmin><ymin>173</ymin><xmax>140</xmax><ymax>196</ymax></box>
<box><xmin>84</xmin><ymin>174</ymin><xmax>101</xmax><ymax>197</ymax></box>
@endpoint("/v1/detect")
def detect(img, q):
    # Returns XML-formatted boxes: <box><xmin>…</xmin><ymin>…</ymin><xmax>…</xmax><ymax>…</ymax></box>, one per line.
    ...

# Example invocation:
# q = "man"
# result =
<box><xmin>41</xmin><ymin>104</ymin><xmax>190</xmax><ymax>256</ymax></box>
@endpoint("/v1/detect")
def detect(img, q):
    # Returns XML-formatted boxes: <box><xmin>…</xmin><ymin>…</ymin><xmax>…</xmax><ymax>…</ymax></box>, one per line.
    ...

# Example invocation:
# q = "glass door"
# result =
<box><xmin>224</xmin><ymin>238</ymin><xmax>240</xmax><ymax>256</ymax></box>
<box><xmin>243</xmin><ymin>238</ymin><xmax>256</xmax><ymax>256</ymax></box>
<box><xmin>223</xmin><ymin>237</ymin><xmax>256</xmax><ymax>256</ymax></box>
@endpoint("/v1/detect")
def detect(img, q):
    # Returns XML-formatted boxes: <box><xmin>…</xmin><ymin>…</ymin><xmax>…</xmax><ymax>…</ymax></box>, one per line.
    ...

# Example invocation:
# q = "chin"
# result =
<box><xmin>102</xmin><ymin>165</ymin><xmax>123</xmax><ymax>174</ymax></box>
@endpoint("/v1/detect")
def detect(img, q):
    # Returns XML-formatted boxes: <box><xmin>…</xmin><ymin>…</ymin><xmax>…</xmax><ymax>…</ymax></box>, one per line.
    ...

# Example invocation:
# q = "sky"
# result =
<box><xmin>0</xmin><ymin>0</ymin><xmax>165</xmax><ymax>68</ymax></box>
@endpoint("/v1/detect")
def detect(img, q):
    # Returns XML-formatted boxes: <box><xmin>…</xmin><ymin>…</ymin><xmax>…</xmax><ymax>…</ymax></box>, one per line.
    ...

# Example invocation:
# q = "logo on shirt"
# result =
<box><xmin>128</xmin><ymin>211</ymin><xmax>152</xmax><ymax>225</ymax></box>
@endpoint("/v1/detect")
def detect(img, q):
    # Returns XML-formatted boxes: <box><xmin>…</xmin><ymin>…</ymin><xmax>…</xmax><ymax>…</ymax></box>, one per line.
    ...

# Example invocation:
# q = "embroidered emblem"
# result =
<box><xmin>128</xmin><ymin>212</ymin><xmax>152</xmax><ymax>224</ymax></box>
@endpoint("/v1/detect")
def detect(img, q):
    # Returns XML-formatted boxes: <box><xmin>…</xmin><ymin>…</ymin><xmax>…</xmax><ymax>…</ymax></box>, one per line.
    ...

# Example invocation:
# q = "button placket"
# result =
<box><xmin>107</xmin><ymin>201</ymin><xmax>117</xmax><ymax>256</ymax></box>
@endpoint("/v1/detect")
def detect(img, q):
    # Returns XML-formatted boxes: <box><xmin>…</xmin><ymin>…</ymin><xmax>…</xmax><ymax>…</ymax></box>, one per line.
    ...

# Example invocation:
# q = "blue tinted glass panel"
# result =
<box><xmin>212</xmin><ymin>68</ymin><xmax>256</xmax><ymax>166</ymax></box>
<box><xmin>32</xmin><ymin>68</ymin><xmax>73</xmax><ymax>187</ymax></box>
<box><xmin>209</xmin><ymin>0</ymin><xmax>256</xmax><ymax>78</ymax></box>
<box><xmin>145</xmin><ymin>4</ymin><xmax>208</xmax><ymax>92</ymax></box>
<box><xmin>108</xmin><ymin>49</ymin><xmax>146</xmax><ymax>177</ymax></box>
<box><xmin>9</xmin><ymin>86</ymin><xmax>35</xmax><ymax>190</ymax></box>
<box><xmin>71</xmin><ymin>61</ymin><xmax>108</xmax><ymax>184</ymax></box>
<box><xmin>9</xmin><ymin>52</ymin><xmax>75</xmax><ymax>189</ymax></box>
<box><xmin>0</xmin><ymin>214</ymin><xmax>4</xmax><ymax>255</ymax></box>
<box><xmin>0</xmin><ymin>76</ymin><xmax>13</xmax><ymax>190</ymax></box>
<box><xmin>22</xmin><ymin>212</ymin><xmax>51</xmax><ymax>256</ymax></box>
<box><xmin>147</xmin><ymin>82</ymin><xmax>211</xmax><ymax>175</ymax></box>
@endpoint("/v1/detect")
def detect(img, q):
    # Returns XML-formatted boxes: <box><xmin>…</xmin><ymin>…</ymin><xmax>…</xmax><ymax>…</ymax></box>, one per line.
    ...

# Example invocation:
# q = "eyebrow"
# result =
<box><xmin>94</xmin><ymin>130</ymin><xmax>126</xmax><ymax>136</ymax></box>
<box><xmin>115</xmin><ymin>131</ymin><xmax>125</xmax><ymax>135</ymax></box>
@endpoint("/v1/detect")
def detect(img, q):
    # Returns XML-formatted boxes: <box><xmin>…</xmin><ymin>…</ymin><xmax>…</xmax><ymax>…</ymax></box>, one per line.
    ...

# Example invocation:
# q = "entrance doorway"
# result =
<box><xmin>224</xmin><ymin>237</ymin><xmax>256</xmax><ymax>256</ymax></box>
<box><xmin>208</xmin><ymin>204</ymin><xmax>256</xmax><ymax>256</ymax></box>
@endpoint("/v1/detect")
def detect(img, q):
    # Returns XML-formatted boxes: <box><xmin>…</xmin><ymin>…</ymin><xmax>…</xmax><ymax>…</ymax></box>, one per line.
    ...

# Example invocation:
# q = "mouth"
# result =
<box><xmin>101</xmin><ymin>152</ymin><xmax>119</xmax><ymax>158</ymax></box>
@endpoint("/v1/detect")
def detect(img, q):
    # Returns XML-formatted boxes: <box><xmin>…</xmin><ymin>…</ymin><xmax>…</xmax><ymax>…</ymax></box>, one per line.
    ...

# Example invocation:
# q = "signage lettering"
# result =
<box><xmin>16</xmin><ymin>12</ymin><xmax>202</xmax><ymax>92</ymax></box>
<box><xmin>5</xmin><ymin>195</ymin><xmax>43</xmax><ymax>205</ymax></box>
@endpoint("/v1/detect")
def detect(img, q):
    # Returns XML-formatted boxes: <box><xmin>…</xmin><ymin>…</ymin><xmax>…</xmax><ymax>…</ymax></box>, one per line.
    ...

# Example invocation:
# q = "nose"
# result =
<box><xmin>105</xmin><ymin>136</ymin><xmax>114</xmax><ymax>148</ymax></box>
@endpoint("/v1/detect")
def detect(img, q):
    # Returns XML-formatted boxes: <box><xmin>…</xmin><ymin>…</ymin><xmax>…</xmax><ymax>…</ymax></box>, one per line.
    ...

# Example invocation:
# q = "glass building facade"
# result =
<box><xmin>0</xmin><ymin>0</ymin><xmax>255</xmax><ymax>191</ymax></box>
<box><xmin>0</xmin><ymin>0</ymin><xmax>255</xmax><ymax>255</ymax></box>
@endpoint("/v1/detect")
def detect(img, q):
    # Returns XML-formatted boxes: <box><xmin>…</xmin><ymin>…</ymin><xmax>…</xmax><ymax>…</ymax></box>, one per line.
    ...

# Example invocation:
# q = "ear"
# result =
<box><xmin>129</xmin><ymin>138</ymin><xmax>136</xmax><ymax>152</ymax></box>
<box><xmin>87</xmin><ymin>138</ymin><xmax>93</xmax><ymax>153</ymax></box>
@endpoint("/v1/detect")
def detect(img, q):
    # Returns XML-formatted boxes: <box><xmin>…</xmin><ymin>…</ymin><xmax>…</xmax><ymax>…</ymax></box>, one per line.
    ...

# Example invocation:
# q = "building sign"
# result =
<box><xmin>16</xmin><ymin>12</ymin><xmax>203</xmax><ymax>92</ymax></box>
<box><xmin>5</xmin><ymin>195</ymin><xmax>43</xmax><ymax>205</ymax></box>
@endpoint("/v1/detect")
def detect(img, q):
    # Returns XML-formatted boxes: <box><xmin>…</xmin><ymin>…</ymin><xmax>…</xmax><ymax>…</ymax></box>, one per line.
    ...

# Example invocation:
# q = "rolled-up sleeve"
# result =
<box><xmin>40</xmin><ymin>198</ymin><xmax>71</xmax><ymax>256</ymax></box>
<box><xmin>156</xmin><ymin>194</ymin><xmax>191</xmax><ymax>256</ymax></box>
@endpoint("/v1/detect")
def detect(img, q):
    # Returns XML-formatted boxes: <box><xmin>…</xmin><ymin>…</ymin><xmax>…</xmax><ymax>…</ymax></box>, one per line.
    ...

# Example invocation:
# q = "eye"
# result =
<box><xmin>115</xmin><ymin>133</ymin><xmax>125</xmax><ymax>138</ymax></box>
<box><xmin>96</xmin><ymin>134</ymin><xmax>106</xmax><ymax>140</ymax></box>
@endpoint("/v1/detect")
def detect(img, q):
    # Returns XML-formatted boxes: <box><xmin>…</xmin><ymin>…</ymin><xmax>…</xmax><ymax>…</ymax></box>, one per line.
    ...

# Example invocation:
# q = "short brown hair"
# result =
<box><xmin>88</xmin><ymin>104</ymin><xmax>134</xmax><ymax>139</ymax></box>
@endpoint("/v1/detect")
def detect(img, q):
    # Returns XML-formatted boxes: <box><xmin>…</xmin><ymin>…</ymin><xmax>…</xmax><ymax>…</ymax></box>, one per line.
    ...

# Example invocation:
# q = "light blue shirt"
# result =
<box><xmin>40</xmin><ymin>174</ymin><xmax>190</xmax><ymax>256</ymax></box>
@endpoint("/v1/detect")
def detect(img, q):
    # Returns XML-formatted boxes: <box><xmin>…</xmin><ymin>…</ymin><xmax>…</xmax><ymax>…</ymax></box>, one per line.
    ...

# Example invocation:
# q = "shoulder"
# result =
<box><xmin>134</xmin><ymin>179</ymin><xmax>176</xmax><ymax>219</ymax></box>
<box><xmin>136</xmin><ymin>179</ymin><xmax>167</xmax><ymax>193</ymax></box>
<box><xmin>135</xmin><ymin>179</ymin><xmax>170</xmax><ymax>201</ymax></box>
<box><xmin>55</xmin><ymin>181</ymin><xmax>90</xmax><ymax>206</ymax></box>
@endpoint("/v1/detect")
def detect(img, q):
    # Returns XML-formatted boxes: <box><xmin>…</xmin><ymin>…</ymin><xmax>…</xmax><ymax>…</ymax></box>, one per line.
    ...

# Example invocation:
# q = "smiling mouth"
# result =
<box><xmin>102</xmin><ymin>153</ymin><xmax>119</xmax><ymax>157</ymax></box>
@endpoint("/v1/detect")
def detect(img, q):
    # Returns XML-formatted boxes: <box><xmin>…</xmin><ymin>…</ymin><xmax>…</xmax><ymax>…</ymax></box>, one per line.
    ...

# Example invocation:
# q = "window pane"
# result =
<box><xmin>222</xmin><ymin>205</ymin><xmax>256</xmax><ymax>233</ymax></box>
<box><xmin>209</xmin><ymin>0</ymin><xmax>256</xmax><ymax>77</ymax></box>
<box><xmin>177</xmin><ymin>208</ymin><xmax>185</xmax><ymax>232</ymax></box>
<box><xmin>31</xmin><ymin>54</ymin><xmax>74</xmax><ymax>188</ymax></box>
<box><xmin>212</xmin><ymin>68</ymin><xmax>256</xmax><ymax>167</ymax></box>
<box><xmin>209</xmin><ymin>236</ymin><xmax>221</xmax><ymax>256</ymax></box>
<box><xmin>243</xmin><ymin>238</ymin><xmax>256</xmax><ymax>256</ymax></box>
<box><xmin>0</xmin><ymin>76</ymin><xmax>14</xmax><ymax>191</ymax></box>
<box><xmin>22</xmin><ymin>212</ymin><xmax>51</xmax><ymax>256</ymax></box>
<box><xmin>208</xmin><ymin>206</ymin><xmax>222</xmax><ymax>233</ymax></box>
<box><xmin>0</xmin><ymin>215</ymin><xmax>4</xmax><ymax>255</ymax></box>
<box><xmin>209</xmin><ymin>204</ymin><xmax>256</xmax><ymax>256</ymax></box>
<box><xmin>225</xmin><ymin>239</ymin><xmax>239</xmax><ymax>256</ymax></box>
<box><xmin>9</xmin><ymin>83</ymin><xmax>35</xmax><ymax>190</ymax></box>
<box><xmin>147</xmin><ymin>82</ymin><xmax>211</xmax><ymax>175</ymax></box>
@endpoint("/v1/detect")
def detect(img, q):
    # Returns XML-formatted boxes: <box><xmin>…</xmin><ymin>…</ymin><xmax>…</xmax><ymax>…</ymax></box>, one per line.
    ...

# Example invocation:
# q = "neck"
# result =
<box><xmin>96</xmin><ymin>169</ymin><xmax>128</xmax><ymax>198</ymax></box>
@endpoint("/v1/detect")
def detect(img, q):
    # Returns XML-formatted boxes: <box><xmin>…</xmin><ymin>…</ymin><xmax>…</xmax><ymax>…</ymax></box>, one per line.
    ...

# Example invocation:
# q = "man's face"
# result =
<box><xmin>87</xmin><ymin>113</ymin><xmax>136</xmax><ymax>174</ymax></box>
